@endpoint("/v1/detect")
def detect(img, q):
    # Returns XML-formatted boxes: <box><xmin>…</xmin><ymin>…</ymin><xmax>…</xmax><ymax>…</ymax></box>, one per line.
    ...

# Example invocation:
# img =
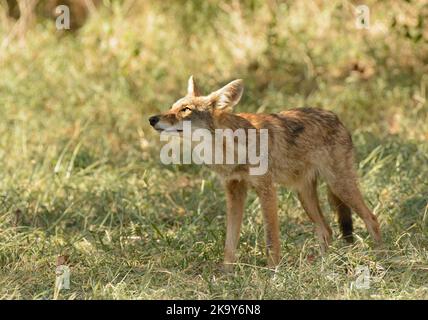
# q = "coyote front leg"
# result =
<box><xmin>224</xmin><ymin>179</ymin><xmax>248</xmax><ymax>272</ymax></box>
<box><xmin>255</xmin><ymin>179</ymin><xmax>280</xmax><ymax>267</ymax></box>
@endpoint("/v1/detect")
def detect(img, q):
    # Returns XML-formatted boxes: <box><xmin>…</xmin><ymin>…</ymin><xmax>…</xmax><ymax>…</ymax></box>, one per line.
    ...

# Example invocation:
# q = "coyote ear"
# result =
<box><xmin>210</xmin><ymin>79</ymin><xmax>244</xmax><ymax>110</ymax></box>
<box><xmin>187</xmin><ymin>75</ymin><xmax>201</xmax><ymax>97</ymax></box>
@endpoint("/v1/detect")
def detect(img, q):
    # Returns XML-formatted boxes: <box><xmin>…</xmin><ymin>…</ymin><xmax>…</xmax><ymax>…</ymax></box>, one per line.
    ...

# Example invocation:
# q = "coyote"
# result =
<box><xmin>149</xmin><ymin>76</ymin><xmax>382</xmax><ymax>271</ymax></box>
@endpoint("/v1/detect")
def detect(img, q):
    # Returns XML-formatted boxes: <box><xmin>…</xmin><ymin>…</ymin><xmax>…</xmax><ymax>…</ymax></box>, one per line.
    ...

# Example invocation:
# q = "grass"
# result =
<box><xmin>0</xmin><ymin>1</ymin><xmax>427</xmax><ymax>299</ymax></box>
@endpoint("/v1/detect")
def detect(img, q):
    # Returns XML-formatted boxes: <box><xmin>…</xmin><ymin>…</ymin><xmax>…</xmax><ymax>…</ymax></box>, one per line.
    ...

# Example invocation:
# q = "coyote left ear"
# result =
<box><xmin>187</xmin><ymin>75</ymin><xmax>201</xmax><ymax>97</ymax></box>
<box><xmin>210</xmin><ymin>79</ymin><xmax>244</xmax><ymax>110</ymax></box>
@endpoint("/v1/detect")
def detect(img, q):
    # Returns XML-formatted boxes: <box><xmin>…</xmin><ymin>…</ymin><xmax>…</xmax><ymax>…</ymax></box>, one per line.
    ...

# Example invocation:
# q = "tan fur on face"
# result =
<box><xmin>150</xmin><ymin>77</ymin><xmax>382</xmax><ymax>270</ymax></box>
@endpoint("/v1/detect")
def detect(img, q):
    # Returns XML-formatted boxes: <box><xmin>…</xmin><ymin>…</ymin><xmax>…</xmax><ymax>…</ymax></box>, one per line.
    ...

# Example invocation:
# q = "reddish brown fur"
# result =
<box><xmin>149</xmin><ymin>77</ymin><xmax>382</xmax><ymax>271</ymax></box>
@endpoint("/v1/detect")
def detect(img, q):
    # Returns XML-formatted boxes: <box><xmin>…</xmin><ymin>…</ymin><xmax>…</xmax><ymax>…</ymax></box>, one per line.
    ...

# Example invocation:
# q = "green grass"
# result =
<box><xmin>0</xmin><ymin>1</ymin><xmax>427</xmax><ymax>299</ymax></box>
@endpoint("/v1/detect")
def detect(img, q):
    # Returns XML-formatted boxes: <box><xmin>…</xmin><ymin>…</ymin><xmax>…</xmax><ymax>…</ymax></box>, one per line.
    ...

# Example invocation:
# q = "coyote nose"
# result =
<box><xmin>149</xmin><ymin>116</ymin><xmax>159</xmax><ymax>126</ymax></box>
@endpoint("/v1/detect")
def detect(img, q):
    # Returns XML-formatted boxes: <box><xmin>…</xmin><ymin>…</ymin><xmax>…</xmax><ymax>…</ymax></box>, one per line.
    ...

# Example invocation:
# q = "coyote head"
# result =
<box><xmin>149</xmin><ymin>76</ymin><xmax>244</xmax><ymax>133</ymax></box>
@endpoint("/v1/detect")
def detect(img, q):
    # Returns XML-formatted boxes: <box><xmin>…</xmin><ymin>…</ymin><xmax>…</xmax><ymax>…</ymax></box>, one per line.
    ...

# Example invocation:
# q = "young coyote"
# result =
<box><xmin>149</xmin><ymin>76</ymin><xmax>382</xmax><ymax>271</ymax></box>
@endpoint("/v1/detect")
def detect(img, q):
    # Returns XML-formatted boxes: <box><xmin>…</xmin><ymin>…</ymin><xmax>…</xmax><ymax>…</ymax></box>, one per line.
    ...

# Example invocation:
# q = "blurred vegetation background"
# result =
<box><xmin>0</xmin><ymin>0</ymin><xmax>427</xmax><ymax>299</ymax></box>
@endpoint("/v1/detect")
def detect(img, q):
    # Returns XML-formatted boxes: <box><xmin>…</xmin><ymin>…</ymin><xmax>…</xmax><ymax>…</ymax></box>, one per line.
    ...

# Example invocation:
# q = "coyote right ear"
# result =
<box><xmin>209</xmin><ymin>79</ymin><xmax>244</xmax><ymax>110</ymax></box>
<box><xmin>187</xmin><ymin>75</ymin><xmax>201</xmax><ymax>97</ymax></box>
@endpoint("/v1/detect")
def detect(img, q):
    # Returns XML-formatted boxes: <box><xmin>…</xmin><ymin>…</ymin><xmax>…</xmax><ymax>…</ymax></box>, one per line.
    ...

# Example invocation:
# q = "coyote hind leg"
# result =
<box><xmin>297</xmin><ymin>178</ymin><xmax>332</xmax><ymax>254</ymax></box>
<box><xmin>327</xmin><ymin>177</ymin><xmax>381</xmax><ymax>245</ymax></box>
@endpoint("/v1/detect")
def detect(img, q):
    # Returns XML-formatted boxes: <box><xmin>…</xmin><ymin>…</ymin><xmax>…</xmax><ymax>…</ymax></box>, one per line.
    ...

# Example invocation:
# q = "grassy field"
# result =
<box><xmin>0</xmin><ymin>1</ymin><xmax>427</xmax><ymax>299</ymax></box>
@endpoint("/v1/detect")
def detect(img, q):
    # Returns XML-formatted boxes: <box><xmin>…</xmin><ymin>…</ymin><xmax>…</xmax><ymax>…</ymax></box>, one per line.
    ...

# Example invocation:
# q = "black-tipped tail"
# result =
<box><xmin>328</xmin><ymin>189</ymin><xmax>354</xmax><ymax>243</ymax></box>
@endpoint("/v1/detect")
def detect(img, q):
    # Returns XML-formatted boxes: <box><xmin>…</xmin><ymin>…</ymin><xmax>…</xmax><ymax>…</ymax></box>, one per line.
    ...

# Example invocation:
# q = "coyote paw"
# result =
<box><xmin>221</xmin><ymin>262</ymin><xmax>235</xmax><ymax>273</ymax></box>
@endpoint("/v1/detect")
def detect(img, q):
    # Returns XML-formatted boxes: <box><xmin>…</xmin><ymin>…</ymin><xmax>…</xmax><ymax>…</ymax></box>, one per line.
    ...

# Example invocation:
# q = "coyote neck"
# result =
<box><xmin>212</xmin><ymin>110</ymin><xmax>255</xmax><ymax>131</ymax></box>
